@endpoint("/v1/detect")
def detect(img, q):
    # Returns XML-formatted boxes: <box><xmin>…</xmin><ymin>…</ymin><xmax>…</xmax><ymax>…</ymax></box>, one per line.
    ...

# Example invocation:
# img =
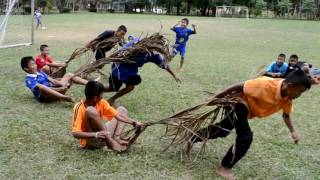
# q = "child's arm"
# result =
<box><xmin>171</xmin><ymin>21</ymin><xmax>180</xmax><ymax>31</ymax></box>
<box><xmin>115</xmin><ymin>114</ymin><xmax>144</xmax><ymax>128</ymax></box>
<box><xmin>47</xmin><ymin>76</ymin><xmax>67</xmax><ymax>87</ymax></box>
<box><xmin>282</xmin><ymin>113</ymin><xmax>301</xmax><ymax>144</ymax></box>
<box><xmin>165</xmin><ymin>65</ymin><xmax>181</xmax><ymax>83</ymax></box>
<box><xmin>214</xmin><ymin>82</ymin><xmax>244</xmax><ymax>98</ymax></box>
<box><xmin>192</xmin><ymin>24</ymin><xmax>197</xmax><ymax>34</ymax></box>
<box><xmin>46</xmin><ymin>62</ymin><xmax>66</xmax><ymax>68</ymax></box>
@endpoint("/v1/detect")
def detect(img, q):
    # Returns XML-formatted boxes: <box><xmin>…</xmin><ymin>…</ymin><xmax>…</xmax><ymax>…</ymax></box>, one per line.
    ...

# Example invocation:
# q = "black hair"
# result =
<box><xmin>289</xmin><ymin>54</ymin><xmax>298</xmax><ymax>60</ymax></box>
<box><xmin>285</xmin><ymin>69</ymin><xmax>311</xmax><ymax>90</ymax></box>
<box><xmin>117</xmin><ymin>25</ymin><xmax>127</xmax><ymax>33</ymax></box>
<box><xmin>40</xmin><ymin>44</ymin><xmax>48</xmax><ymax>51</ymax></box>
<box><xmin>85</xmin><ymin>81</ymin><xmax>105</xmax><ymax>99</ymax></box>
<box><xmin>182</xmin><ymin>18</ymin><xmax>189</xmax><ymax>25</ymax></box>
<box><xmin>278</xmin><ymin>53</ymin><xmax>286</xmax><ymax>58</ymax></box>
<box><xmin>20</xmin><ymin>56</ymin><xmax>34</xmax><ymax>71</ymax></box>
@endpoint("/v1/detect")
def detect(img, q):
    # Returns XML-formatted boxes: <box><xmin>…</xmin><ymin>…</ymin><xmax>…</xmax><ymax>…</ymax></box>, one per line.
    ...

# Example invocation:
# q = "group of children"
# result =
<box><xmin>265</xmin><ymin>53</ymin><xmax>320</xmax><ymax>84</ymax></box>
<box><xmin>19</xmin><ymin>17</ymin><xmax>318</xmax><ymax>180</ymax></box>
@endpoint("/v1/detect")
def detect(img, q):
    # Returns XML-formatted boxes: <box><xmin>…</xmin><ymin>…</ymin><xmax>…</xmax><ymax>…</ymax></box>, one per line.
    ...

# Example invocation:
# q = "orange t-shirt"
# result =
<box><xmin>240</xmin><ymin>76</ymin><xmax>293</xmax><ymax>119</ymax></box>
<box><xmin>71</xmin><ymin>99</ymin><xmax>118</xmax><ymax>147</ymax></box>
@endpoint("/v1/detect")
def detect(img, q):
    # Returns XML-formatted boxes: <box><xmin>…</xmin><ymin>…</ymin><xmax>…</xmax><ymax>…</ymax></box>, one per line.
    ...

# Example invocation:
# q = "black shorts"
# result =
<box><xmin>108</xmin><ymin>75</ymin><xmax>141</xmax><ymax>91</ymax></box>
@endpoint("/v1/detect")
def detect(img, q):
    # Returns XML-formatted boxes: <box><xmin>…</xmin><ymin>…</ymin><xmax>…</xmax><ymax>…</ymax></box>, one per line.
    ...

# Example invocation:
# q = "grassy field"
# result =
<box><xmin>0</xmin><ymin>13</ymin><xmax>320</xmax><ymax>179</ymax></box>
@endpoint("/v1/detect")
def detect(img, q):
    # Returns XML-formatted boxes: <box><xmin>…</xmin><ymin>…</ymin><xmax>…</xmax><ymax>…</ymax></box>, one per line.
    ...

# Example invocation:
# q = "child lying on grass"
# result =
<box><xmin>21</xmin><ymin>56</ymin><xmax>88</xmax><ymax>102</ymax></box>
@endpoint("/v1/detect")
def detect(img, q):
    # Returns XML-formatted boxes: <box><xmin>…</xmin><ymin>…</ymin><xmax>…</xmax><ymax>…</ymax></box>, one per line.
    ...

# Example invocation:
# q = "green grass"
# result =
<box><xmin>1</xmin><ymin>13</ymin><xmax>320</xmax><ymax>179</ymax></box>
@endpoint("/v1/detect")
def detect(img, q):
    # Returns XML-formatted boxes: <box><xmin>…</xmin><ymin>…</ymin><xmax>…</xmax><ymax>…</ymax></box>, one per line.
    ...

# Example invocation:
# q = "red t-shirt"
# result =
<box><xmin>35</xmin><ymin>54</ymin><xmax>53</xmax><ymax>71</ymax></box>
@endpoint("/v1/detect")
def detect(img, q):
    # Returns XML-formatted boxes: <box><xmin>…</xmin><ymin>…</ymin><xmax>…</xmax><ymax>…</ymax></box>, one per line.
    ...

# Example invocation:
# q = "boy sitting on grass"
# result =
<box><xmin>35</xmin><ymin>44</ymin><xmax>66</xmax><ymax>75</ymax></box>
<box><xmin>284</xmin><ymin>54</ymin><xmax>300</xmax><ymax>77</ymax></box>
<box><xmin>21</xmin><ymin>56</ymin><xmax>88</xmax><ymax>102</ymax></box>
<box><xmin>187</xmin><ymin>69</ymin><xmax>311</xmax><ymax>180</ymax></box>
<box><xmin>171</xmin><ymin>18</ymin><xmax>196</xmax><ymax>71</ymax></box>
<box><xmin>72</xmin><ymin>81</ymin><xmax>144</xmax><ymax>151</ymax></box>
<box><xmin>264</xmin><ymin>53</ymin><xmax>288</xmax><ymax>78</ymax></box>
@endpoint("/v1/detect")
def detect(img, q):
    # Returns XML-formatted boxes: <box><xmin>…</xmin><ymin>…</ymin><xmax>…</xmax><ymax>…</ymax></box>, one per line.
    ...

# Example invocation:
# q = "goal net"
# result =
<box><xmin>216</xmin><ymin>6</ymin><xmax>249</xmax><ymax>19</ymax></box>
<box><xmin>0</xmin><ymin>0</ymin><xmax>33</xmax><ymax>48</ymax></box>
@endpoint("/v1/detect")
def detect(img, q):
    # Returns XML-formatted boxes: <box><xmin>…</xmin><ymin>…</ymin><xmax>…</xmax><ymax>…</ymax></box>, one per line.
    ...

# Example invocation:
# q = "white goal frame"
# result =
<box><xmin>216</xmin><ymin>6</ymin><xmax>249</xmax><ymax>19</ymax></box>
<box><xmin>0</xmin><ymin>0</ymin><xmax>34</xmax><ymax>49</ymax></box>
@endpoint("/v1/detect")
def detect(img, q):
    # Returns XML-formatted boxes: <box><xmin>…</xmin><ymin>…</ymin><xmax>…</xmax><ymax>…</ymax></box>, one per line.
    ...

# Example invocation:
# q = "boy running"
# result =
<box><xmin>171</xmin><ymin>18</ymin><xmax>196</xmax><ymax>71</ymax></box>
<box><xmin>104</xmin><ymin>50</ymin><xmax>181</xmax><ymax>105</ymax></box>
<box><xmin>187</xmin><ymin>69</ymin><xmax>311</xmax><ymax>180</ymax></box>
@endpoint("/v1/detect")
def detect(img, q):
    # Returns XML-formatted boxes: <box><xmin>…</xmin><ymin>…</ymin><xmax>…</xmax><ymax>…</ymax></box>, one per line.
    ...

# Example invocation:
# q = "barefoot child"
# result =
<box><xmin>187</xmin><ymin>69</ymin><xmax>311</xmax><ymax>180</ymax></box>
<box><xmin>35</xmin><ymin>44</ymin><xmax>66</xmax><ymax>76</ymax></box>
<box><xmin>104</xmin><ymin>50</ymin><xmax>181</xmax><ymax>105</ymax></box>
<box><xmin>71</xmin><ymin>81</ymin><xmax>144</xmax><ymax>151</ymax></box>
<box><xmin>21</xmin><ymin>56</ymin><xmax>87</xmax><ymax>102</ymax></box>
<box><xmin>171</xmin><ymin>18</ymin><xmax>196</xmax><ymax>71</ymax></box>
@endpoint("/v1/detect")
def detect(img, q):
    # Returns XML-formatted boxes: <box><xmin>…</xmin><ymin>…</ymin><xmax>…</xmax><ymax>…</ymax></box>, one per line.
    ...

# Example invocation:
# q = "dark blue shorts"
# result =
<box><xmin>175</xmin><ymin>44</ymin><xmax>186</xmax><ymax>58</ymax></box>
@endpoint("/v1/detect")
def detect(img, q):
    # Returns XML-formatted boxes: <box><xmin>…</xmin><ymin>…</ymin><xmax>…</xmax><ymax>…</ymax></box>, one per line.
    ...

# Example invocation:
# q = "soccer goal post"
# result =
<box><xmin>216</xmin><ymin>6</ymin><xmax>249</xmax><ymax>19</ymax></box>
<box><xmin>0</xmin><ymin>0</ymin><xmax>34</xmax><ymax>49</ymax></box>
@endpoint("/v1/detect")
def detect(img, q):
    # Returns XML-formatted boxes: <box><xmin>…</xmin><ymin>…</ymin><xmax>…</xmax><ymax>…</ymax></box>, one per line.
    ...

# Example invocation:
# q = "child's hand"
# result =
<box><xmin>291</xmin><ymin>131</ymin><xmax>301</xmax><ymax>144</ymax></box>
<box><xmin>133</xmin><ymin>121</ymin><xmax>145</xmax><ymax>129</ymax></box>
<box><xmin>192</xmin><ymin>24</ymin><xmax>196</xmax><ymax>28</ymax></box>
<box><xmin>175</xmin><ymin>76</ymin><xmax>182</xmax><ymax>83</ymax></box>
<box><xmin>96</xmin><ymin>131</ymin><xmax>108</xmax><ymax>139</ymax></box>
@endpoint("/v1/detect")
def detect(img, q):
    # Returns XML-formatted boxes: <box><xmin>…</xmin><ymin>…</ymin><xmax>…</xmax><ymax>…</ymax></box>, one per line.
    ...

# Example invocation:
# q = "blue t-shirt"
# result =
<box><xmin>266</xmin><ymin>61</ymin><xmax>288</xmax><ymax>76</ymax></box>
<box><xmin>111</xmin><ymin>53</ymin><xmax>167</xmax><ymax>81</ymax></box>
<box><xmin>25</xmin><ymin>71</ymin><xmax>51</xmax><ymax>98</ymax></box>
<box><xmin>172</xmin><ymin>27</ymin><xmax>195</xmax><ymax>46</ymax></box>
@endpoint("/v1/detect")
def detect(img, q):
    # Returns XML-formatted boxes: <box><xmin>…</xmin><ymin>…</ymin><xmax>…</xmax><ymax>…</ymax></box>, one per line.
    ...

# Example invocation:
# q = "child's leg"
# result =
<box><xmin>179</xmin><ymin>46</ymin><xmax>186</xmax><ymax>70</ymax></box>
<box><xmin>85</xmin><ymin>107</ymin><xmax>126</xmax><ymax>151</ymax></box>
<box><xmin>179</xmin><ymin>57</ymin><xmax>185</xmax><ymax>70</ymax></box>
<box><xmin>216</xmin><ymin>103</ymin><xmax>253</xmax><ymax>180</ymax></box>
<box><xmin>105</xmin><ymin>106</ymin><xmax>128</xmax><ymax>145</ymax></box>
<box><xmin>39</xmin><ymin>85</ymin><xmax>73</xmax><ymax>102</ymax></box>
<box><xmin>41</xmin><ymin>65</ymin><xmax>51</xmax><ymax>74</ymax></box>
<box><xmin>108</xmin><ymin>85</ymin><xmax>134</xmax><ymax>106</ymax></box>
<box><xmin>58</xmin><ymin>73</ymin><xmax>87</xmax><ymax>87</ymax></box>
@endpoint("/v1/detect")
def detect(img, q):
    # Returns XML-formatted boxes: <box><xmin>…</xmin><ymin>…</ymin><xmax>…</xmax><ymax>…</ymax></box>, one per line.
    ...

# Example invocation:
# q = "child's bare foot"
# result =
<box><xmin>215</xmin><ymin>165</ymin><xmax>236</xmax><ymax>180</ymax></box>
<box><xmin>113</xmin><ymin>144</ymin><xmax>128</xmax><ymax>152</ymax></box>
<box><xmin>116</xmin><ymin>139</ymin><xmax>129</xmax><ymax>146</ymax></box>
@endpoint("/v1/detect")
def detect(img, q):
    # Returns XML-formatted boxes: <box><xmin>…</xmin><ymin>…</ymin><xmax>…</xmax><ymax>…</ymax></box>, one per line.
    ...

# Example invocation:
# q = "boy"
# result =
<box><xmin>87</xmin><ymin>25</ymin><xmax>127</xmax><ymax>61</ymax></box>
<box><xmin>104</xmin><ymin>50</ymin><xmax>181</xmax><ymax>105</ymax></box>
<box><xmin>21</xmin><ymin>56</ymin><xmax>87</xmax><ymax>102</ymax></box>
<box><xmin>171</xmin><ymin>18</ymin><xmax>196</xmax><ymax>71</ymax></box>
<box><xmin>34</xmin><ymin>7</ymin><xmax>44</xmax><ymax>30</ymax></box>
<box><xmin>72</xmin><ymin>81</ymin><xmax>144</xmax><ymax>151</ymax></box>
<box><xmin>264</xmin><ymin>53</ymin><xmax>288</xmax><ymax>78</ymax></box>
<box><xmin>188</xmin><ymin>69</ymin><xmax>311</xmax><ymax>180</ymax></box>
<box><xmin>35</xmin><ymin>44</ymin><xmax>66</xmax><ymax>75</ymax></box>
<box><xmin>284</xmin><ymin>54</ymin><xmax>300</xmax><ymax>77</ymax></box>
